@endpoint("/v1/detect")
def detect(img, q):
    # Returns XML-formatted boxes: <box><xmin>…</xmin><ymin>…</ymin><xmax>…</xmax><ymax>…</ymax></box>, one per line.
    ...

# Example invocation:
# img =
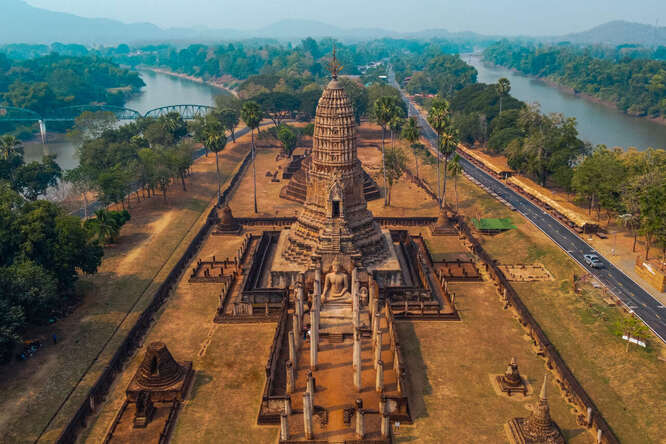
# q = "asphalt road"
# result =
<box><xmin>390</xmin><ymin>68</ymin><xmax>666</xmax><ymax>343</ymax></box>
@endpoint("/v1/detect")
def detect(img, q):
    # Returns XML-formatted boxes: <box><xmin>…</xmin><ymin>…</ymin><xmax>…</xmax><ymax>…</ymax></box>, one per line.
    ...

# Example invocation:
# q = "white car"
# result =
<box><xmin>583</xmin><ymin>254</ymin><xmax>604</xmax><ymax>269</ymax></box>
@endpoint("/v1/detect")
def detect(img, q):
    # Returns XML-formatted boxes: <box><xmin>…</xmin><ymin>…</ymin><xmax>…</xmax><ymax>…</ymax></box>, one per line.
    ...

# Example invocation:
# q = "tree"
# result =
<box><xmin>67</xmin><ymin>111</ymin><xmax>117</xmax><ymax>143</ymax></box>
<box><xmin>241</xmin><ymin>101</ymin><xmax>263</xmax><ymax>213</ymax></box>
<box><xmin>217</xmin><ymin>108</ymin><xmax>240</xmax><ymax>142</ymax></box>
<box><xmin>13</xmin><ymin>155</ymin><xmax>62</xmax><ymax>200</ymax></box>
<box><xmin>63</xmin><ymin>166</ymin><xmax>95</xmax><ymax>218</ymax></box>
<box><xmin>168</xmin><ymin>142</ymin><xmax>195</xmax><ymax>191</ymax></box>
<box><xmin>448</xmin><ymin>153</ymin><xmax>463</xmax><ymax>211</ymax></box>
<box><xmin>84</xmin><ymin>209</ymin><xmax>130</xmax><ymax>244</ymax></box>
<box><xmin>277</xmin><ymin>125</ymin><xmax>298</xmax><ymax>157</ymax></box>
<box><xmin>338</xmin><ymin>77</ymin><xmax>369</xmax><ymax>124</ymax></box>
<box><xmin>389</xmin><ymin>115</ymin><xmax>404</xmax><ymax>152</ymax></box>
<box><xmin>639</xmin><ymin>181</ymin><xmax>666</xmax><ymax>261</ymax></box>
<box><xmin>0</xmin><ymin>299</ymin><xmax>24</xmax><ymax>362</ymax></box>
<box><xmin>427</xmin><ymin>98</ymin><xmax>451</xmax><ymax>206</ymax></box>
<box><xmin>255</xmin><ymin>92</ymin><xmax>300</xmax><ymax>127</ymax></box>
<box><xmin>373</xmin><ymin>96</ymin><xmax>403</xmax><ymax>206</ymax></box>
<box><xmin>401</xmin><ymin>117</ymin><xmax>421</xmax><ymax>179</ymax></box>
<box><xmin>439</xmin><ymin>126</ymin><xmax>460</xmax><ymax>208</ymax></box>
<box><xmin>0</xmin><ymin>135</ymin><xmax>23</xmax><ymax>160</ymax></box>
<box><xmin>496</xmin><ymin>78</ymin><xmax>511</xmax><ymax>115</ymax></box>
<box><xmin>204</xmin><ymin>118</ymin><xmax>228</xmax><ymax>205</ymax></box>
<box><xmin>384</xmin><ymin>148</ymin><xmax>407</xmax><ymax>206</ymax></box>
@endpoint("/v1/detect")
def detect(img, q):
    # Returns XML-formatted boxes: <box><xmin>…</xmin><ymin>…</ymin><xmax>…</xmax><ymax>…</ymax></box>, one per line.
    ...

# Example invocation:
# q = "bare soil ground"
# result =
<box><xmin>0</xmin><ymin>133</ymin><xmax>250</xmax><ymax>443</ymax></box>
<box><xmin>448</xmin><ymin>172</ymin><xmax>666</xmax><ymax>444</ymax></box>
<box><xmin>81</xmin><ymin>226</ymin><xmax>277</xmax><ymax>444</ymax></box>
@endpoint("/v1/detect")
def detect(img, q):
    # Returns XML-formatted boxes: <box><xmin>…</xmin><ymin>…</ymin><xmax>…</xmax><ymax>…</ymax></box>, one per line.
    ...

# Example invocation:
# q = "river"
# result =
<box><xmin>465</xmin><ymin>55</ymin><xmax>666</xmax><ymax>151</ymax></box>
<box><xmin>22</xmin><ymin>69</ymin><xmax>223</xmax><ymax>169</ymax></box>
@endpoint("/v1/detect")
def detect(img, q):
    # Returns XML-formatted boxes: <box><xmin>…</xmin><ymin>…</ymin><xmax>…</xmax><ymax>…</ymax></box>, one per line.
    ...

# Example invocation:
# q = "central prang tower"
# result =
<box><xmin>282</xmin><ymin>57</ymin><xmax>388</xmax><ymax>269</ymax></box>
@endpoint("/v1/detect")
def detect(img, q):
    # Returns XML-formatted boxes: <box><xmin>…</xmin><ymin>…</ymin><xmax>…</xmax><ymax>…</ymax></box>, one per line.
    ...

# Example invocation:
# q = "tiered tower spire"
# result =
<box><xmin>282</xmin><ymin>59</ymin><xmax>388</xmax><ymax>268</ymax></box>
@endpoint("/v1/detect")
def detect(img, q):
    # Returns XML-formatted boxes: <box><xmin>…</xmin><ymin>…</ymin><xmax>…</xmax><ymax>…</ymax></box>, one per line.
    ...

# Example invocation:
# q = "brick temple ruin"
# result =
<box><xmin>89</xmin><ymin>56</ymin><xmax>615</xmax><ymax>444</ymax></box>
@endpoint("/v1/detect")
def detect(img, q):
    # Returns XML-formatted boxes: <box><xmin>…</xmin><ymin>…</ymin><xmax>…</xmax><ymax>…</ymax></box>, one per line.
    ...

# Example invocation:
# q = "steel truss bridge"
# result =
<box><xmin>0</xmin><ymin>104</ymin><xmax>216</xmax><ymax>123</ymax></box>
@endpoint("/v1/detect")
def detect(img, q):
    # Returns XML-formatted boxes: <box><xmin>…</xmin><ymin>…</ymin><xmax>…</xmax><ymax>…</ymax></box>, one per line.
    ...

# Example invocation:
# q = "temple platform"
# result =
<box><xmin>269</xmin><ymin>229</ymin><xmax>405</xmax><ymax>288</ymax></box>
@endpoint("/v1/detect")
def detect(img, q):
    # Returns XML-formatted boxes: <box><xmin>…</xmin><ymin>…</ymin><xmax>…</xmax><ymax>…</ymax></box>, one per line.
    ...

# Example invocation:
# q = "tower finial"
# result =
<box><xmin>539</xmin><ymin>374</ymin><xmax>548</xmax><ymax>400</ymax></box>
<box><xmin>327</xmin><ymin>45</ymin><xmax>343</xmax><ymax>80</ymax></box>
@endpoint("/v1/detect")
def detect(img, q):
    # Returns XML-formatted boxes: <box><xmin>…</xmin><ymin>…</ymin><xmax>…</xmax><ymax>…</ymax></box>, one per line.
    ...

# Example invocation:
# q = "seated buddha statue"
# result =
<box><xmin>322</xmin><ymin>257</ymin><xmax>351</xmax><ymax>303</ymax></box>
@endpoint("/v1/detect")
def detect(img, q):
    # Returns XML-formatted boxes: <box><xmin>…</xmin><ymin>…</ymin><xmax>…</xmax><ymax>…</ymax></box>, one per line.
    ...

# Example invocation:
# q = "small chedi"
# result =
<box><xmin>506</xmin><ymin>375</ymin><xmax>565</xmax><ymax>444</ymax></box>
<box><xmin>215</xmin><ymin>205</ymin><xmax>241</xmax><ymax>234</ymax></box>
<box><xmin>497</xmin><ymin>357</ymin><xmax>528</xmax><ymax>396</ymax></box>
<box><xmin>104</xmin><ymin>342</ymin><xmax>193</xmax><ymax>442</ymax></box>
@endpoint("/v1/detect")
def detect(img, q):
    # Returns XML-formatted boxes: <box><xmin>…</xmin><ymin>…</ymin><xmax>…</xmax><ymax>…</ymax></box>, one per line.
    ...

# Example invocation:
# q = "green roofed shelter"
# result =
<box><xmin>472</xmin><ymin>217</ymin><xmax>516</xmax><ymax>234</ymax></box>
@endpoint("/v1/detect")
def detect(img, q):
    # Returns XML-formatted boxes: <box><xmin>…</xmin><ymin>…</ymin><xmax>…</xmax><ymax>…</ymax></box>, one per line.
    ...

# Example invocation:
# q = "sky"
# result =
<box><xmin>24</xmin><ymin>0</ymin><xmax>666</xmax><ymax>36</ymax></box>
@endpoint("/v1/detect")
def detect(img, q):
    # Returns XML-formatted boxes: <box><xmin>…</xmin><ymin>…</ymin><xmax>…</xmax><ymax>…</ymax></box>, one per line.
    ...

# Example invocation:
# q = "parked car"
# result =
<box><xmin>583</xmin><ymin>254</ymin><xmax>604</xmax><ymax>268</ymax></box>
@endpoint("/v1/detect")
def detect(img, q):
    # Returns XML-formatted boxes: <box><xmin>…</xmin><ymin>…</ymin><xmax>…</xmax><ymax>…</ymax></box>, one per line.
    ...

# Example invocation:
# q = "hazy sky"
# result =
<box><xmin>25</xmin><ymin>0</ymin><xmax>666</xmax><ymax>35</ymax></box>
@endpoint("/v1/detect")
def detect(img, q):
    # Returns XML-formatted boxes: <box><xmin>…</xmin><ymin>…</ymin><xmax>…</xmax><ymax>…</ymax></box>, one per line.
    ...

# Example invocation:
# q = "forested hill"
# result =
<box><xmin>554</xmin><ymin>21</ymin><xmax>666</xmax><ymax>47</ymax></box>
<box><xmin>483</xmin><ymin>42</ymin><xmax>666</xmax><ymax>119</ymax></box>
<box><xmin>0</xmin><ymin>54</ymin><xmax>144</xmax><ymax>115</ymax></box>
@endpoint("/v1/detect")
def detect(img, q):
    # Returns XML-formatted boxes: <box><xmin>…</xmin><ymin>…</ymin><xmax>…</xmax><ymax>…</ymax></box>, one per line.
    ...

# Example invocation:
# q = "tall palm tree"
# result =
<box><xmin>427</xmin><ymin>98</ymin><xmax>451</xmax><ymax>207</ymax></box>
<box><xmin>439</xmin><ymin>126</ymin><xmax>460</xmax><ymax>208</ymax></box>
<box><xmin>373</xmin><ymin>97</ymin><xmax>400</xmax><ymax>206</ymax></box>
<box><xmin>401</xmin><ymin>117</ymin><xmax>421</xmax><ymax>179</ymax></box>
<box><xmin>241</xmin><ymin>101</ymin><xmax>263</xmax><ymax>213</ymax></box>
<box><xmin>447</xmin><ymin>153</ymin><xmax>463</xmax><ymax>212</ymax></box>
<box><xmin>496</xmin><ymin>78</ymin><xmax>511</xmax><ymax>115</ymax></box>
<box><xmin>389</xmin><ymin>115</ymin><xmax>404</xmax><ymax>151</ymax></box>
<box><xmin>0</xmin><ymin>135</ymin><xmax>22</xmax><ymax>160</ymax></box>
<box><xmin>204</xmin><ymin>118</ymin><xmax>228</xmax><ymax>206</ymax></box>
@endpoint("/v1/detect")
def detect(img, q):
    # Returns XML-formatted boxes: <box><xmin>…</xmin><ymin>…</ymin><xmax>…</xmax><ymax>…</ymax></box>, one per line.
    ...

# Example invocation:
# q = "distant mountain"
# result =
<box><xmin>0</xmin><ymin>0</ymin><xmax>171</xmax><ymax>44</ymax></box>
<box><xmin>1</xmin><ymin>1</ymin><xmax>664</xmax><ymax>48</ymax></box>
<box><xmin>552</xmin><ymin>20</ymin><xmax>666</xmax><ymax>47</ymax></box>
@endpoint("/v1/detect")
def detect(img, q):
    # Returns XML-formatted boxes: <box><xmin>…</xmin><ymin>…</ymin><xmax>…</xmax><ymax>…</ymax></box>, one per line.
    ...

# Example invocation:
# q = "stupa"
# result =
<box><xmin>506</xmin><ymin>375</ymin><xmax>565</xmax><ymax>444</ymax></box>
<box><xmin>277</xmin><ymin>51</ymin><xmax>392</xmax><ymax>271</ymax></box>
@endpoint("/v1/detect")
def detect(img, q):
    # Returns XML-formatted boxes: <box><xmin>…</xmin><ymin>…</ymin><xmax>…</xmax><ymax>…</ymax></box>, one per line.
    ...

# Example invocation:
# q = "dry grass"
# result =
<box><xmin>81</xmin><ymin>227</ymin><xmax>276</xmax><ymax>444</ymax></box>
<box><xmin>448</xmin><ymin>174</ymin><xmax>666</xmax><ymax>444</ymax></box>
<box><xmin>396</xmin><ymin>280</ymin><xmax>588</xmax><ymax>443</ymax></box>
<box><xmin>0</xmin><ymin>136</ymin><xmax>250</xmax><ymax>444</ymax></box>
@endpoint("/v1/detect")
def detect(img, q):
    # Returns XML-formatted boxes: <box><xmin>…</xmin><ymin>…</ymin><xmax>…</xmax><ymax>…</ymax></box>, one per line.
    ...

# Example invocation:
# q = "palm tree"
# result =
<box><xmin>241</xmin><ymin>101</ymin><xmax>263</xmax><ymax>213</ymax></box>
<box><xmin>373</xmin><ymin>96</ymin><xmax>401</xmax><ymax>206</ymax></box>
<box><xmin>439</xmin><ymin>126</ymin><xmax>459</xmax><ymax>208</ymax></box>
<box><xmin>0</xmin><ymin>135</ymin><xmax>23</xmax><ymax>160</ymax></box>
<box><xmin>496</xmin><ymin>78</ymin><xmax>511</xmax><ymax>115</ymax></box>
<box><xmin>389</xmin><ymin>115</ymin><xmax>404</xmax><ymax>151</ymax></box>
<box><xmin>401</xmin><ymin>117</ymin><xmax>421</xmax><ymax>179</ymax></box>
<box><xmin>204</xmin><ymin>119</ymin><xmax>228</xmax><ymax>206</ymax></box>
<box><xmin>427</xmin><ymin>98</ymin><xmax>451</xmax><ymax>207</ymax></box>
<box><xmin>448</xmin><ymin>153</ymin><xmax>463</xmax><ymax>211</ymax></box>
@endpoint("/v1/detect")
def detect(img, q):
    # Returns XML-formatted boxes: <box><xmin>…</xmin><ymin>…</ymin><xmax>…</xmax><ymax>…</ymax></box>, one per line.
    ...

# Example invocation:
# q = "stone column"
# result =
<box><xmin>597</xmin><ymin>428</ymin><xmax>602</xmax><ymax>443</ymax></box>
<box><xmin>355</xmin><ymin>399</ymin><xmax>364</xmax><ymax>439</ymax></box>
<box><xmin>293</xmin><ymin>314</ymin><xmax>301</xmax><ymax>350</ymax></box>
<box><xmin>372</xmin><ymin>313</ymin><xmax>381</xmax><ymax>345</ymax></box>
<box><xmin>353</xmin><ymin>329</ymin><xmax>361</xmax><ymax>370</ymax></box>
<box><xmin>586</xmin><ymin>407</ymin><xmax>593</xmax><ymax>426</ymax></box>
<box><xmin>288</xmin><ymin>330</ymin><xmax>297</xmax><ymax>365</ymax></box>
<box><xmin>296</xmin><ymin>286</ymin><xmax>304</xmax><ymax>321</ymax></box>
<box><xmin>280</xmin><ymin>411</ymin><xmax>289</xmax><ymax>441</ymax></box>
<box><xmin>284</xmin><ymin>397</ymin><xmax>291</xmax><ymax>415</ymax></box>
<box><xmin>303</xmin><ymin>393</ymin><xmax>313</xmax><ymax>440</ymax></box>
<box><xmin>312</xmin><ymin>300</ymin><xmax>320</xmax><ymax>352</ymax></box>
<box><xmin>315</xmin><ymin>267</ymin><xmax>322</xmax><ymax>296</ymax></box>
<box><xmin>354</xmin><ymin>350</ymin><xmax>362</xmax><ymax>391</ymax></box>
<box><xmin>381</xmin><ymin>412</ymin><xmax>390</xmax><ymax>439</ymax></box>
<box><xmin>285</xmin><ymin>361</ymin><xmax>296</xmax><ymax>393</ymax></box>
<box><xmin>286</xmin><ymin>360</ymin><xmax>295</xmax><ymax>394</ymax></box>
<box><xmin>310</xmin><ymin>326</ymin><xmax>318</xmax><ymax>370</ymax></box>
<box><xmin>306</xmin><ymin>371</ymin><xmax>315</xmax><ymax>398</ymax></box>
<box><xmin>376</xmin><ymin>360</ymin><xmax>384</xmax><ymax>392</ymax></box>
<box><xmin>375</xmin><ymin>331</ymin><xmax>382</xmax><ymax>369</ymax></box>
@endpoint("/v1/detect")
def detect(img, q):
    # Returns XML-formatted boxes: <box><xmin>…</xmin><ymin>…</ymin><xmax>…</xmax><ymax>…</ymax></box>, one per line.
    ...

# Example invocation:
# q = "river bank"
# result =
<box><xmin>478</xmin><ymin>56</ymin><xmax>666</xmax><ymax>129</ymax></box>
<box><xmin>141</xmin><ymin>67</ymin><xmax>239</xmax><ymax>98</ymax></box>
